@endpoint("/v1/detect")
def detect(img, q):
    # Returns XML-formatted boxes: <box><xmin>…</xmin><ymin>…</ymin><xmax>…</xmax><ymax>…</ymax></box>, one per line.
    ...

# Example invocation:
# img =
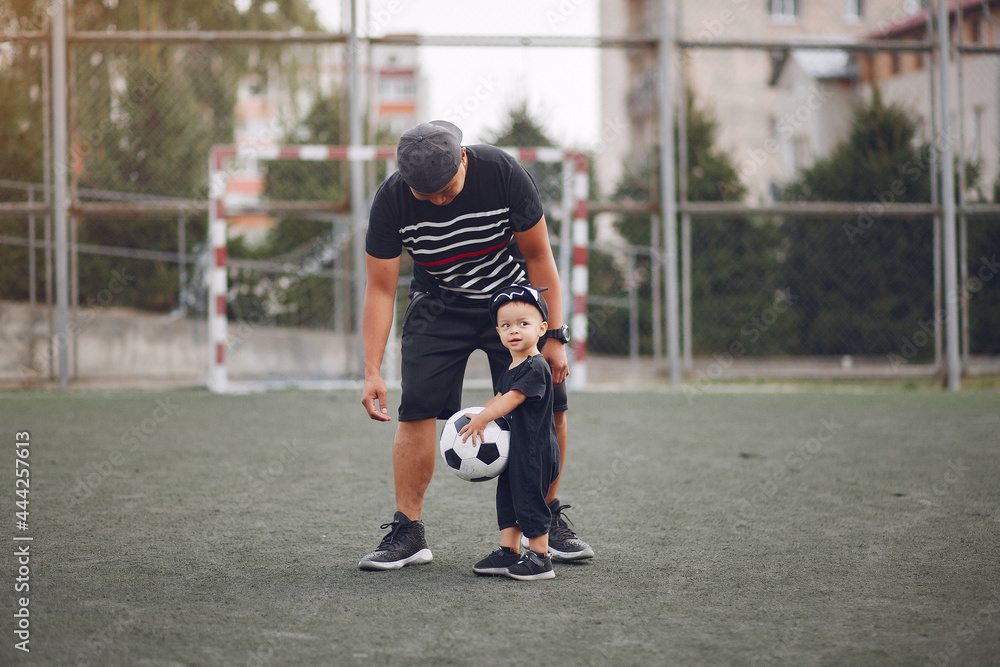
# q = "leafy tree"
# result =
<box><xmin>0</xmin><ymin>0</ymin><xmax>323</xmax><ymax>311</ymax></box>
<box><xmin>0</xmin><ymin>3</ymin><xmax>48</xmax><ymax>300</ymax></box>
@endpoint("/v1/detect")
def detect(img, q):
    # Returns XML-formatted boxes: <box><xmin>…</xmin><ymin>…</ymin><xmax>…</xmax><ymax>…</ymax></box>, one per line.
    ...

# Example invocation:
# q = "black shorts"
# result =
<box><xmin>398</xmin><ymin>291</ymin><xmax>569</xmax><ymax>422</ymax></box>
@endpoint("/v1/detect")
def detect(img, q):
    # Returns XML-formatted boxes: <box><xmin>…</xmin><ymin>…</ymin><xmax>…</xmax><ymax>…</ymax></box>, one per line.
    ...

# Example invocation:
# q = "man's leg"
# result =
<box><xmin>360</xmin><ymin>293</ymin><xmax>473</xmax><ymax>570</ymax></box>
<box><xmin>393</xmin><ymin>418</ymin><xmax>438</xmax><ymax>520</ymax></box>
<box><xmin>537</xmin><ymin>400</ymin><xmax>594</xmax><ymax>562</ymax></box>
<box><xmin>545</xmin><ymin>409</ymin><xmax>568</xmax><ymax>504</ymax></box>
<box><xmin>359</xmin><ymin>418</ymin><xmax>438</xmax><ymax>570</ymax></box>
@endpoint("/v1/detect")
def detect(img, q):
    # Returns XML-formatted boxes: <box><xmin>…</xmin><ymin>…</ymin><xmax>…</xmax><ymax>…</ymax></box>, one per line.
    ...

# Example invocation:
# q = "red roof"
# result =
<box><xmin>870</xmin><ymin>0</ymin><xmax>1000</xmax><ymax>39</ymax></box>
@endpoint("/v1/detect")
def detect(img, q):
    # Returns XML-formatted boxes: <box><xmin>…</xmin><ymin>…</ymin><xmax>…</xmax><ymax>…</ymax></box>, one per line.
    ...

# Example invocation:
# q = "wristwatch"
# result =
<box><xmin>543</xmin><ymin>324</ymin><xmax>571</xmax><ymax>344</ymax></box>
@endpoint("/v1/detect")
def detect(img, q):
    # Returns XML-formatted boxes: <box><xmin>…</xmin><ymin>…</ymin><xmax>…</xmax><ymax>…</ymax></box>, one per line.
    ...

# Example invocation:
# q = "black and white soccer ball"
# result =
<box><xmin>439</xmin><ymin>407</ymin><xmax>510</xmax><ymax>482</ymax></box>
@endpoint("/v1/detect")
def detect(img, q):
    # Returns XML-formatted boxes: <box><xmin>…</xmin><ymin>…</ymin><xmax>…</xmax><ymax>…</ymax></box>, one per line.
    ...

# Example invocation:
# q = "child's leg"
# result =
<box><xmin>500</xmin><ymin>526</ymin><xmax>522</xmax><ymax>552</ymax></box>
<box><xmin>527</xmin><ymin>533</ymin><xmax>549</xmax><ymax>557</ymax></box>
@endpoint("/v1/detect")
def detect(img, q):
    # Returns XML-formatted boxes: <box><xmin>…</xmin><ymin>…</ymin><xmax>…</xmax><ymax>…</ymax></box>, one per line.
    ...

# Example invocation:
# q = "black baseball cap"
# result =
<box><xmin>489</xmin><ymin>284</ymin><xmax>549</xmax><ymax>325</ymax></box>
<box><xmin>396</xmin><ymin>120</ymin><xmax>463</xmax><ymax>194</ymax></box>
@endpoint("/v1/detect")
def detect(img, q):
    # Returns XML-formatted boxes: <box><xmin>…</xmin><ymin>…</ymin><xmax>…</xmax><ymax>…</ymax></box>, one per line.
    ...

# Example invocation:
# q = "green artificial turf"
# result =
<box><xmin>1</xmin><ymin>387</ymin><xmax>998</xmax><ymax>665</ymax></box>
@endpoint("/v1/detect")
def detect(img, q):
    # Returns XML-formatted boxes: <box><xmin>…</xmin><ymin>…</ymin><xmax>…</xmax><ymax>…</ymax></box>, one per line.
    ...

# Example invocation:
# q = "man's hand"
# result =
<box><xmin>542</xmin><ymin>340</ymin><xmax>570</xmax><ymax>385</ymax></box>
<box><xmin>361</xmin><ymin>375</ymin><xmax>391</xmax><ymax>421</ymax></box>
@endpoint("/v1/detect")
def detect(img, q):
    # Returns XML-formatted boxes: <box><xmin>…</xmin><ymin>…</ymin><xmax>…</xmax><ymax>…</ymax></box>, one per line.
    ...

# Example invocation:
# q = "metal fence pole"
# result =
<box><xmin>51</xmin><ymin>0</ymin><xmax>70</xmax><ymax>387</ymax></box>
<box><xmin>177</xmin><ymin>213</ymin><xmax>187</xmax><ymax>312</ymax></box>
<box><xmin>955</xmin><ymin>1</ymin><xmax>970</xmax><ymax>372</ymax></box>
<box><xmin>658</xmin><ymin>0</ymin><xmax>681</xmax><ymax>387</ymax></box>
<box><xmin>650</xmin><ymin>213</ymin><xmax>663</xmax><ymax>372</ymax></box>
<box><xmin>938</xmin><ymin>0</ymin><xmax>962</xmax><ymax>390</ymax></box>
<box><xmin>628</xmin><ymin>249</ymin><xmax>639</xmax><ymax>362</ymax></box>
<box><xmin>42</xmin><ymin>42</ymin><xmax>54</xmax><ymax>379</ymax></box>
<box><xmin>925</xmin><ymin>0</ymin><xmax>943</xmax><ymax>374</ymax></box>
<box><xmin>348</xmin><ymin>0</ymin><xmax>366</xmax><ymax>379</ymax></box>
<box><xmin>678</xmin><ymin>51</ymin><xmax>692</xmax><ymax>375</ymax></box>
<box><xmin>70</xmin><ymin>214</ymin><xmax>79</xmax><ymax>380</ymax></box>
<box><xmin>28</xmin><ymin>189</ymin><xmax>36</xmax><ymax>308</ymax></box>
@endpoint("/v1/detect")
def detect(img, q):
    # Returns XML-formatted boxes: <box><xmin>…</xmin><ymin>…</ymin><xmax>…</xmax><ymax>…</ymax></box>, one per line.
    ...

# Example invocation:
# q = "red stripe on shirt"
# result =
<box><xmin>413</xmin><ymin>234</ymin><xmax>512</xmax><ymax>267</ymax></box>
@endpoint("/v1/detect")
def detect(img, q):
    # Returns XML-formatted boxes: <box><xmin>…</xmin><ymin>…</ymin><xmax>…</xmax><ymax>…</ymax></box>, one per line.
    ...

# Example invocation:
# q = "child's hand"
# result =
<box><xmin>459</xmin><ymin>413</ymin><xmax>488</xmax><ymax>446</ymax></box>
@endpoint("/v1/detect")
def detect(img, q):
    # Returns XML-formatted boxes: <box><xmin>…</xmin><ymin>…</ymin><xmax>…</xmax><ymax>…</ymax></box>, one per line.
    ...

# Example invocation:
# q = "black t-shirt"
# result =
<box><xmin>497</xmin><ymin>355</ymin><xmax>559</xmax><ymax>462</ymax></box>
<box><xmin>366</xmin><ymin>145</ymin><xmax>544</xmax><ymax>307</ymax></box>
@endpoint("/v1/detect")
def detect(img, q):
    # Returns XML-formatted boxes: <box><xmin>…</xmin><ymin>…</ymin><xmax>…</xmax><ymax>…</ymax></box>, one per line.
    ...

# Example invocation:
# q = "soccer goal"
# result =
<box><xmin>205</xmin><ymin>144</ymin><xmax>590</xmax><ymax>394</ymax></box>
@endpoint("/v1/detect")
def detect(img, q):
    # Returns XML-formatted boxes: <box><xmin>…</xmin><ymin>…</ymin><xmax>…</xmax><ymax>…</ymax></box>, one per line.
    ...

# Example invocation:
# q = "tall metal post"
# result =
<box><xmin>924</xmin><ymin>0</ymin><xmax>943</xmax><ymax>373</ymax></box>
<box><xmin>658</xmin><ymin>0</ymin><xmax>681</xmax><ymax>386</ymax></box>
<box><xmin>677</xmin><ymin>43</ymin><xmax>692</xmax><ymax>374</ymax></box>
<box><xmin>348</xmin><ymin>0</ymin><xmax>367</xmax><ymax>378</ymax></box>
<box><xmin>937</xmin><ymin>0</ymin><xmax>961</xmax><ymax>390</ymax></box>
<box><xmin>955</xmin><ymin>1</ymin><xmax>970</xmax><ymax>371</ymax></box>
<box><xmin>51</xmin><ymin>0</ymin><xmax>70</xmax><ymax>387</ymax></box>
<box><xmin>650</xmin><ymin>213</ymin><xmax>662</xmax><ymax>372</ymax></box>
<box><xmin>676</xmin><ymin>0</ymin><xmax>692</xmax><ymax>374</ymax></box>
<box><xmin>41</xmin><ymin>35</ymin><xmax>54</xmax><ymax>379</ymax></box>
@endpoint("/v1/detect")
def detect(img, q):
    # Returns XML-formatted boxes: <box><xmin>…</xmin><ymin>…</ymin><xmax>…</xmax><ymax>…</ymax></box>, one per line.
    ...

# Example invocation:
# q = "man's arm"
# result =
<box><xmin>361</xmin><ymin>253</ymin><xmax>401</xmax><ymax>421</ymax></box>
<box><xmin>514</xmin><ymin>216</ymin><xmax>569</xmax><ymax>384</ymax></box>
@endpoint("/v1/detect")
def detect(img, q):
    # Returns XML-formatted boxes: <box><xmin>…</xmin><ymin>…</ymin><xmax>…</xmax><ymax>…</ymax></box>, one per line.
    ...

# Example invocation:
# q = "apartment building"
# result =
<box><xmin>598</xmin><ymin>0</ymin><xmax>911</xmax><ymax>200</ymax></box>
<box><xmin>858</xmin><ymin>0</ymin><xmax>1000</xmax><ymax>198</ymax></box>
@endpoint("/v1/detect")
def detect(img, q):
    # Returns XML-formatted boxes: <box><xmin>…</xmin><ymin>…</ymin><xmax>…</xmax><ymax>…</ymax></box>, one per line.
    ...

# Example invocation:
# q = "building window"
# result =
<box><xmin>769</xmin><ymin>0</ymin><xmax>798</xmax><ymax>23</ymax></box>
<box><xmin>844</xmin><ymin>0</ymin><xmax>863</xmax><ymax>22</ymax></box>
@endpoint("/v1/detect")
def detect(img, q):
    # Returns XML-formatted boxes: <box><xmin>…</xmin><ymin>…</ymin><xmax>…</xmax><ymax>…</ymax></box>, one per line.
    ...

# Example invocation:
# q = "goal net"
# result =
<box><xmin>205</xmin><ymin>144</ymin><xmax>589</xmax><ymax>394</ymax></box>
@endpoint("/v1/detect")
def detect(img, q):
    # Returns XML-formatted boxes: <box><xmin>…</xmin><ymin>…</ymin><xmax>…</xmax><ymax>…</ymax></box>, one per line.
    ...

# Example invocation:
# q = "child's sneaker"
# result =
<box><xmin>473</xmin><ymin>546</ymin><xmax>521</xmax><ymax>576</ymax></box>
<box><xmin>506</xmin><ymin>550</ymin><xmax>555</xmax><ymax>581</ymax></box>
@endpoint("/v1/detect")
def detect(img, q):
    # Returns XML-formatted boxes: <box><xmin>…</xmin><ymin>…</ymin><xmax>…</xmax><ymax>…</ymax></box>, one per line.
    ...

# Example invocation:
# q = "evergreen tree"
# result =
<box><xmin>608</xmin><ymin>93</ymin><xmax>789</xmax><ymax>356</ymax></box>
<box><xmin>967</xmin><ymin>218</ymin><xmax>1000</xmax><ymax>355</ymax></box>
<box><xmin>484</xmin><ymin>101</ymin><xmax>563</xmax><ymax>225</ymax></box>
<box><xmin>780</xmin><ymin>91</ymin><xmax>936</xmax><ymax>358</ymax></box>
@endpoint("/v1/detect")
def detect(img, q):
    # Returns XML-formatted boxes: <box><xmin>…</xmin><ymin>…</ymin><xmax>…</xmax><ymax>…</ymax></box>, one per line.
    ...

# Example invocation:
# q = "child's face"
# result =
<box><xmin>495</xmin><ymin>301</ymin><xmax>548</xmax><ymax>354</ymax></box>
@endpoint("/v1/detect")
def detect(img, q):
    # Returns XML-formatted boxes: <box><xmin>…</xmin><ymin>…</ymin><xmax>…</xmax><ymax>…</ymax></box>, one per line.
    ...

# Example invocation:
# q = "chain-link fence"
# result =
<box><xmin>1</xmin><ymin>1</ymin><xmax>998</xmax><ymax>387</ymax></box>
<box><xmin>590</xmin><ymin>0</ymin><xmax>1000</xmax><ymax>382</ymax></box>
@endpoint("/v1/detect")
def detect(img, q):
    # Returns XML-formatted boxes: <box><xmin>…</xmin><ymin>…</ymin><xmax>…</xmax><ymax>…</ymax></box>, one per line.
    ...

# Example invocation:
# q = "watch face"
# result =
<box><xmin>548</xmin><ymin>325</ymin><xmax>570</xmax><ymax>343</ymax></box>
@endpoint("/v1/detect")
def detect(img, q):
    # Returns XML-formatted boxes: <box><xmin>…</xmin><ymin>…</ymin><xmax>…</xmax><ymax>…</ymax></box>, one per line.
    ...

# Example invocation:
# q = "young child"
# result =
<box><xmin>460</xmin><ymin>284</ymin><xmax>561</xmax><ymax>581</ymax></box>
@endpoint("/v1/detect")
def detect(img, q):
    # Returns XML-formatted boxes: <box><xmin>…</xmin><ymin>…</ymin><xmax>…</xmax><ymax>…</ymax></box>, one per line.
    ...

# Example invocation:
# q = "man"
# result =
<box><xmin>358</xmin><ymin>120</ymin><xmax>593</xmax><ymax>570</ymax></box>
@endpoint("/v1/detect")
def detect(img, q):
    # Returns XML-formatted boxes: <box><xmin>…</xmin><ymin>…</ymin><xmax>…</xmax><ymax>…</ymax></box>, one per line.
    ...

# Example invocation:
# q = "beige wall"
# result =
<box><xmin>863</xmin><ymin>53</ymin><xmax>1000</xmax><ymax>200</ymax></box>
<box><xmin>1</xmin><ymin>301</ymin><xmax>351</xmax><ymax>386</ymax></box>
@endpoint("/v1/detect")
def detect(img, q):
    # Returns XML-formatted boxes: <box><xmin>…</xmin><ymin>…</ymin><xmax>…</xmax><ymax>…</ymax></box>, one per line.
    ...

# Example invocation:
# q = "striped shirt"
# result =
<box><xmin>367</xmin><ymin>145</ymin><xmax>544</xmax><ymax>307</ymax></box>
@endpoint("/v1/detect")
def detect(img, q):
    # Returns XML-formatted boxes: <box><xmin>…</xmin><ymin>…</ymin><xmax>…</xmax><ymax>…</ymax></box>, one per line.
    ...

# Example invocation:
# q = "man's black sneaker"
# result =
<box><xmin>358</xmin><ymin>511</ymin><xmax>433</xmax><ymax>570</ymax></box>
<box><xmin>506</xmin><ymin>550</ymin><xmax>555</xmax><ymax>581</ymax></box>
<box><xmin>473</xmin><ymin>546</ymin><xmax>521</xmax><ymax>576</ymax></box>
<box><xmin>523</xmin><ymin>499</ymin><xmax>595</xmax><ymax>562</ymax></box>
